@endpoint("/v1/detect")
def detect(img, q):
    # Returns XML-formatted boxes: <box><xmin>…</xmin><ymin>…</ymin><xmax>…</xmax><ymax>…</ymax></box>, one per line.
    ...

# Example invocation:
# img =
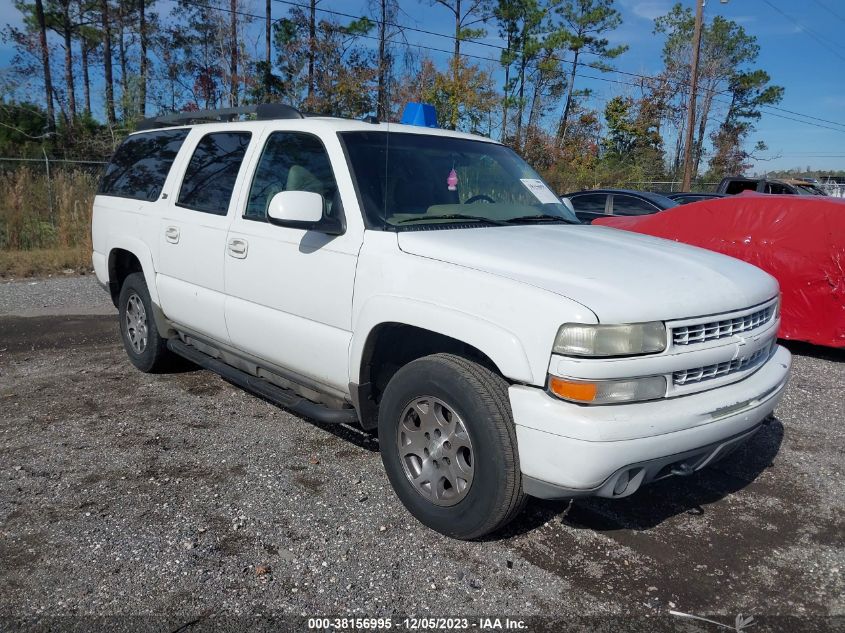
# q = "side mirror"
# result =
<box><xmin>268</xmin><ymin>190</ymin><xmax>323</xmax><ymax>224</ymax></box>
<box><xmin>266</xmin><ymin>190</ymin><xmax>344</xmax><ymax>235</ymax></box>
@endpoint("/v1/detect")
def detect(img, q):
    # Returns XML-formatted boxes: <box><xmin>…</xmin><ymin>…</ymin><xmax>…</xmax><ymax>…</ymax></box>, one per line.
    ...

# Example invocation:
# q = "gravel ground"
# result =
<box><xmin>0</xmin><ymin>275</ymin><xmax>114</xmax><ymax>317</ymax></box>
<box><xmin>0</xmin><ymin>276</ymin><xmax>842</xmax><ymax>632</ymax></box>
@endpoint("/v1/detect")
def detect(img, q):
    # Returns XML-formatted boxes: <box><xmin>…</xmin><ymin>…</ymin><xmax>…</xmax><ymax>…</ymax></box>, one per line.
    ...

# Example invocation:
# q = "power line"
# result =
<box><xmin>776</xmin><ymin>154</ymin><xmax>845</xmax><ymax>158</ymax></box>
<box><xmin>759</xmin><ymin>104</ymin><xmax>845</xmax><ymax>128</ymax></box>
<box><xmin>272</xmin><ymin>0</ymin><xmax>729</xmax><ymax>99</ymax></box>
<box><xmin>274</xmin><ymin>0</ymin><xmax>845</xmax><ymax>131</ymax></box>
<box><xmin>178</xmin><ymin>0</ymin><xmax>845</xmax><ymax>134</ymax></box>
<box><xmin>752</xmin><ymin>111</ymin><xmax>845</xmax><ymax>134</ymax></box>
<box><xmin>812</xmin><ymin>0</ymin><xmax>845</xmax><ymax>24</ymax></box>
<box><xmin>180</xmin><ymin>0</ymin><xmax>845</xmax><ymax>133</ymax></box>
<box><xmin>760</xmin><ymin>0</ymin><xmax>845</xmax><ymax>62</ymax></box>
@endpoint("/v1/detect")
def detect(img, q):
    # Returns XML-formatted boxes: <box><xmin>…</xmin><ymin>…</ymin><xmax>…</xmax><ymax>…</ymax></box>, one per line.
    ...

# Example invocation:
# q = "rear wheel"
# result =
<box><xmin>378</xmin><ymin>353</ymin><xmax>526</xmax><ymax>540</ymax></box>
<box><xmin>118</xmin><ymin>272</ymin><xmax>174</xmax><ymax>373</ymax></box>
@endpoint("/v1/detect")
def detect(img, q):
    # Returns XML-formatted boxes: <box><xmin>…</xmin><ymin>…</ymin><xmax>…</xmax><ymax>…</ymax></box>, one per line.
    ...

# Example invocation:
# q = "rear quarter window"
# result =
<box><xmin>99</xmin><ymin>129</ymin><xmax>190</xmax><ymax>201</ymax></box>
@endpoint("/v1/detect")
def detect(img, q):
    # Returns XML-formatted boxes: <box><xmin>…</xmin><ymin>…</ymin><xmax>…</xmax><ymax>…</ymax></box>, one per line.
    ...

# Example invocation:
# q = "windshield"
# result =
<box><xmin>795</xmin><ymin>184</ymin><xmax>825</xmax><ymax>196</ymax></box>
<box><xmin>339</xmin><ymin>131</ymin><xmax>579</xmax><ymax>228</ymax></box>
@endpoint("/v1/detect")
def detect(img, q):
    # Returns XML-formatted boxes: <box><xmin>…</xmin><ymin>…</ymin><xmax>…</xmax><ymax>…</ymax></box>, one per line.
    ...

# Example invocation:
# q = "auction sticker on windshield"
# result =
<box><xmin>520</xmin><ymin>179</ymin><xmax>560</xmax><ymax>204</ymax></box>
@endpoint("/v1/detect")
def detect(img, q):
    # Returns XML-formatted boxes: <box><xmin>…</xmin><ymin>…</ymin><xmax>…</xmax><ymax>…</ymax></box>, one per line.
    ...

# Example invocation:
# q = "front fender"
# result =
<box><xmin>349</xmin><ymin>294</ymin><xmax>534</xmax><ymax>385</ymax></box>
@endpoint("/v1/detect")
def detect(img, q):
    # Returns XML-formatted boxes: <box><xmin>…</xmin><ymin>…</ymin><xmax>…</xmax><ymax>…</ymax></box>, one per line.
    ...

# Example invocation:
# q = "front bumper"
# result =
<box><xmin>510</xmin><ymin>345</ymin><xmax>791</xmax><ymax>499</ymax></box>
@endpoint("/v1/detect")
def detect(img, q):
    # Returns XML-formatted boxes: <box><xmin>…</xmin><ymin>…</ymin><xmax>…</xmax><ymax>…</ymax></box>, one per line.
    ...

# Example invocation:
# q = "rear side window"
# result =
<box><xmin>177</xmin><ymin>132</ymin><xmax>252</xmax><ymax>215</ymax></box>
<box><xmin>570</xmin><ymin>193</ymin><xmax>607</xmax><ymax>213</ymax></box>
<box><xmin>99</xmin><ymin>129</ymin><xmax>189</xmax><ymax>201</ymax></box>
<box><xmin>611</xmin><ymin>195</ymin><xmax>658</xmax><ymax>216</ymax></box>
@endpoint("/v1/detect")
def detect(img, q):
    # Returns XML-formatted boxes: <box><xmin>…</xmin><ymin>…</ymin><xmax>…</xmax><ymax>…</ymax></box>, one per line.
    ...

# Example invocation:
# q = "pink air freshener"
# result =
<box><xmin>446</xmin><ymin>168</ymin><xmax>458</xmax><ymax>191</ymax></box>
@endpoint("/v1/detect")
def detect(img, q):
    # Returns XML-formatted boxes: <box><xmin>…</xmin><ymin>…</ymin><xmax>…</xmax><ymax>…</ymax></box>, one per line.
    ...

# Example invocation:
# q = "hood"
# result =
<box><xmin>397</xmin><ymin>224</ymin><xmax>778</xmax><ymax>323</ymax></box>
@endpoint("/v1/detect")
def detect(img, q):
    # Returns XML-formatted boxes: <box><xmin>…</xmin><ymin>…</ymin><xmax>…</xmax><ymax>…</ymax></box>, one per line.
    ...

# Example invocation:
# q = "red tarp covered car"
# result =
<box><xmin>594</xmin><ymin>192</ymin><xmax>845</xmax><ymax>348</ymax></box>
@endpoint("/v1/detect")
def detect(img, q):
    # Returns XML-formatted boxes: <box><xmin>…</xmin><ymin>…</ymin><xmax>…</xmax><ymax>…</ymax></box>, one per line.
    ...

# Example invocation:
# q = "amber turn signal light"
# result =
<box><xmin>548</xmin><ymin>377</ymin><xmax>598</xmax><ymax>403</ymax></box>
<box><xmin>548</xmin><ymin>374</ymin><xmax>667</xmax><ymax>404</ymax></box>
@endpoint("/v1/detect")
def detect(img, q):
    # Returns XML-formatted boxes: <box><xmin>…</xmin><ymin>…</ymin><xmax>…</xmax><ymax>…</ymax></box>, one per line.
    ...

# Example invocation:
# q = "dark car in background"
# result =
<box><xmin>717</xmin><ymin>177</ymin><xmax>827</xmax><ymax>196</ymax></box>
<box><xmin>666</xmin><ymin>192</ymin><xmax>729</xmax><ymax>204</ymax></box>
<box><xmin>561</xmin><ymin>188</ymin><xmax>678</xmax><ymax>223</ymax></box>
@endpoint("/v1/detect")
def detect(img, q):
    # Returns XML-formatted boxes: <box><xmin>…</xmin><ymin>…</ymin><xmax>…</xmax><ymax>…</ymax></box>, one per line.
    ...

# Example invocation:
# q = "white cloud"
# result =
<box><xmin>624</xmin><ymin>0</ymin><xmax>674</xmax><ymax>22</ymax></box>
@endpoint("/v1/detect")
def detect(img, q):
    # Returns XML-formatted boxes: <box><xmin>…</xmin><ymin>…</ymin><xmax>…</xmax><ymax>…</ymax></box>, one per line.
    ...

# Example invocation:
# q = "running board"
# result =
<box><xmin>167</xmin><ymin>338</ymin><xmax>359</xmax><ymax>425</ymax></box>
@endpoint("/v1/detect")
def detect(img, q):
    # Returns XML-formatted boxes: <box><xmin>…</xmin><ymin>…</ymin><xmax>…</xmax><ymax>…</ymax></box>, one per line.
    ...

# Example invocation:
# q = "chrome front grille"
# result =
<box><xmin>673</xmin><ymin>305</ymin><xmax>775</xmax><ymax>346</ymax></box>
<box><xmin>673</xmin><ymin>345</ymin><xmax>772</xmax><ymax>386</ymax></box>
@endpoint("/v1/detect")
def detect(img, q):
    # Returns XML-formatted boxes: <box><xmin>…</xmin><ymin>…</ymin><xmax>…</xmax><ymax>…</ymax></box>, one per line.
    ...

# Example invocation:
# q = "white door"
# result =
<box><xmin>156</xmin><ymin>129</ymin><xmax>254</xmax><ymax>344</ymax></box>
<box><xmin>224</xmin><ymin>130</ymin><xmax>362</xmax><ymax>393</ymax></box>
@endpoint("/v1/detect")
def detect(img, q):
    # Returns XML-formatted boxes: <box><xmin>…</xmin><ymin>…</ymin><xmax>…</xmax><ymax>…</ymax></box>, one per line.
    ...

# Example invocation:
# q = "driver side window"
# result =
<box><xmin>245</xmin><ymin>132</ymin><xmax>339</xmax><ymax>222</ymax></box>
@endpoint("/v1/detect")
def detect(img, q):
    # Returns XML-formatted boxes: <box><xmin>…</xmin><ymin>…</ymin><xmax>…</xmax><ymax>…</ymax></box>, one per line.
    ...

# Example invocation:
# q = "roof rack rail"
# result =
<box><xmin>136</xmin><ymin>103</ymin><xmax>304</xmax><ymax>131</ymax></box>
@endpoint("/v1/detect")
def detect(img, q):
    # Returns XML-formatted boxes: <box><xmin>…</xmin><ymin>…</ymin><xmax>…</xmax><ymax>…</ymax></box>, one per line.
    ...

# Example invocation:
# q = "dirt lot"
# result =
<box><xmin>0</xmin><ymin>277</ymin><xmax>842</xmax><ymax>632</ymax></box>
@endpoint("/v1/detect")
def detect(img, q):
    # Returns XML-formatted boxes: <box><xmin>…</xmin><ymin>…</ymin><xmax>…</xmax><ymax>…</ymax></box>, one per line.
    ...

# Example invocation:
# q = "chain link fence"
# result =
<box><xmin>617</xmin><ymin>181</ymin><xmax>720</xmax><ymax>194</ymax></box>
<box><xmin>0</xmin><ymin>157</ymin><xmax>104</xmax><ymax>253</ymax></box>
<box><xmin>0</xmin><ymin>155</ymin><xmax>840</xmax><ymax>252</ymax></box>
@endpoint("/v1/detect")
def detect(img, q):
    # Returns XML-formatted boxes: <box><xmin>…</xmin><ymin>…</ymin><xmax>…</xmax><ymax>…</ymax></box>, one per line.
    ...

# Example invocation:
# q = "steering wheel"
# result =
<box><xmin>464</xmin><ymin>194</ymin><xmax>495</xmax><ymax>204</ymax></box>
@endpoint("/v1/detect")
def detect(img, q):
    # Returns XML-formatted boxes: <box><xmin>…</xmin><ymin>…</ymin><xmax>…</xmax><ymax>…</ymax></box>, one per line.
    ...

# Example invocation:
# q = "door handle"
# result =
<box><xmin>227</xmin><ymin>238</ymin><xmax>248</xmax><ymax>259</ymax></box>
<box><xmin>165</xmin><ymin>226</ymin><xmax>180</xmax><ymax>244</ymax></box>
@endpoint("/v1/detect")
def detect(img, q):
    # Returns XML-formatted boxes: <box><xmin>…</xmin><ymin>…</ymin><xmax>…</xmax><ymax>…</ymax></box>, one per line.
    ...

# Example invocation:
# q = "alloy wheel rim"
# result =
<box><xmin>396</xmin><ymin>396</ymin><xmax>474</xmax><ymax>507</ymax></box>
<box><xmin>125</xmin><ymin>293</ymin><xmax>148</xmax><ymax>354</ymax></box>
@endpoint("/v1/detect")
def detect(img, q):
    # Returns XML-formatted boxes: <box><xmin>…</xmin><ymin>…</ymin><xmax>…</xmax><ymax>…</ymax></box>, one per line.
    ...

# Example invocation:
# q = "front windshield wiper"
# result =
<box><xmin>503</xmin><ymin>214</ymin><xmax>579</xmax><ymax>225</ymax></box>
<box><xmin>397</xmin><ymin>214</ymin><xmax>507</xmax><ymax>226</ymax></box>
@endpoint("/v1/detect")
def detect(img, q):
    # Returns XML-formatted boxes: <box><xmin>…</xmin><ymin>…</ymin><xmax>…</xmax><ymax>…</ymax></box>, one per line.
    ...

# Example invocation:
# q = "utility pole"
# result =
<box><xmin>681</xmin><ymin>0</ymin><xmax>704</xmax><ymax>191</ymax></box>
<box><xmin>230</xmin><ymin>0</ymin><xmax>238</xmax><ymax>107</ymax></box>
<box><xmin>265</xmin><ymin>0</ymin><xmax>271</xmax><ymax>74</ymax></box>
<box><xmin>308</xmin><ymin>0</ymin><xmax>316</xmax><ymax>102</ymax></box>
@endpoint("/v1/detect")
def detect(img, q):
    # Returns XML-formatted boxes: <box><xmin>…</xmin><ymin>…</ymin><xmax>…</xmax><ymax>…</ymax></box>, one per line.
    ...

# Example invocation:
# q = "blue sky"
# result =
<box><xmin>1</xmin><ymin>0</ymin><xmax>843</xmax><ymax>173</ymax></box>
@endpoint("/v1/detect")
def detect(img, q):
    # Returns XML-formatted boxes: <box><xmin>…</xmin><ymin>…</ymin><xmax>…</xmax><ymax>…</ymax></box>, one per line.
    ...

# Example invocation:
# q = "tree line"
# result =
<box><xmin>1</xmin><ymin>0</ymin><xmax>784</xmax><ymax>190</ymax></box>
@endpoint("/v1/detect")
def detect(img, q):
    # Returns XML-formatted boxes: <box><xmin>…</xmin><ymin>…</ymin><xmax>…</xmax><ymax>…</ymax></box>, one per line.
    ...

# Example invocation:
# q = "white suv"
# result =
<box><xmin>92</xmin><ymin>104</ymin><xmax>791</xmax><ymax>539</ymax></box>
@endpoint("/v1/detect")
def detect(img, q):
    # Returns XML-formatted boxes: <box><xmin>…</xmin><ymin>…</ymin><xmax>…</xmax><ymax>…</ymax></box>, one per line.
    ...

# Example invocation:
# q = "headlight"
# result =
<box><xmin>553</xmin><ymin>322</ymin><xmax>667</xmax><ymax>357</ymax></box>
<box><xmin>549</xmin><ymin>375</ymin><xmax>667</xmax><ymax>405</ymax></box>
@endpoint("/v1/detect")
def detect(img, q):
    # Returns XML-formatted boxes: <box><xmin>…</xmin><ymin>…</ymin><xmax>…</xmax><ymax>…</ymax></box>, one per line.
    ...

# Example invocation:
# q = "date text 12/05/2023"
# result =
<box><xmin>306</xmin><ymin>617</ymin><xmax>528</xmax><ymax>630</ymax></box>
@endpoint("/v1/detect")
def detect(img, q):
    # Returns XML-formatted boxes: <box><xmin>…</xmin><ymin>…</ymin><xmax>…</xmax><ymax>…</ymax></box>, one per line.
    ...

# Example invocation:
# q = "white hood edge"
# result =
<box><xmin>397</xmin><ymin>224</ymin><xmax>779</xmax><ymax>323</ymax></box>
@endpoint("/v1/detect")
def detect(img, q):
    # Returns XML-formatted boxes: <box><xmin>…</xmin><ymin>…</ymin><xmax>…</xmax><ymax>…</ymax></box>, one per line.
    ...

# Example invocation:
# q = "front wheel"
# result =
<box><xmin>378</xmin><ymin>354</ymin><xmax>526</xmax><ymax>539</ymax></box>
<box><xmin>118</xmin><ymin>272</ymin><xmax>174</xmax><ymax>373</ymax></box>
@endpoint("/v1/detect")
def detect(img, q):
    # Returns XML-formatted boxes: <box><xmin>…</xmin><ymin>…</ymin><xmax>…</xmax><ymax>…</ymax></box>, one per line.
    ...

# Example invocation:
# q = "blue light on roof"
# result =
<box><xmin>400</xmin><ymin>102</ymin><xmax>438</xmax><ymax>128</ymax></box>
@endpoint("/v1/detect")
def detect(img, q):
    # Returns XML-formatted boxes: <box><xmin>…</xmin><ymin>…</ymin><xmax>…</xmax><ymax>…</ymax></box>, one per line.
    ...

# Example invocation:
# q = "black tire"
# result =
<box><xmin>378</xmin><ymin>353</ymin><xmax>527</xmax><ymax>540</ymax></box>
<box><xmin>118</xmin><ymin>272</ymin><xmax>174</xmax><ymax>373</ymax></box>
